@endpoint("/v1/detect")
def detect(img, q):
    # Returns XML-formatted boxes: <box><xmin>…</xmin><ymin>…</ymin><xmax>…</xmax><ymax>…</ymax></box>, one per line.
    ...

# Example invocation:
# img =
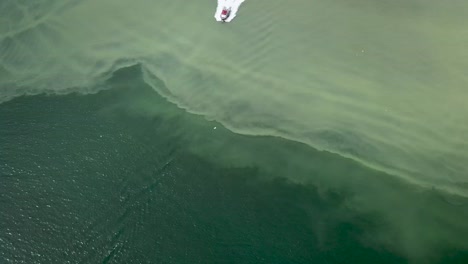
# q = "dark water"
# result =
<box><xmin>1</xmin><ymin>66</ymin><xmax>467</xmax><ymax>263</ymax></box>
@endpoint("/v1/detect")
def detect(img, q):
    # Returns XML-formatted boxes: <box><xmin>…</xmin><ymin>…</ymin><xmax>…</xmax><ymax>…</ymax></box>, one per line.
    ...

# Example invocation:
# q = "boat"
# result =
<box><xmin>220</xmin><ymin>7</ymin><xmax>231</xmax><ymax>22</ymax></box>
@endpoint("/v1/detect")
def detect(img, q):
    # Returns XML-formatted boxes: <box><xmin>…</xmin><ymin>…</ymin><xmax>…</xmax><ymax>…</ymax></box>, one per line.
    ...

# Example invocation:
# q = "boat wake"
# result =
<box><xmin>214</xmin><ymin>0</ymin><xmax>246</xmax><ymax>22</ymax></box>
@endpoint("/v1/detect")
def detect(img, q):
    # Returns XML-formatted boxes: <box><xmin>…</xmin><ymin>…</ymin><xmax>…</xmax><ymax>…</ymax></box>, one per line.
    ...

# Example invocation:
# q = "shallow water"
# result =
<box><xmin>1</xmin><ymin>0</ymin><xmax>468</xmax><ymax>195</ymax></box>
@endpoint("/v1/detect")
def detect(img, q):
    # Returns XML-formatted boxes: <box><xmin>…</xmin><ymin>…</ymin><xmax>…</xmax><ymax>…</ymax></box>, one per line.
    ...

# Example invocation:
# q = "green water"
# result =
<box><xmin>1</xmin><ymin>66</ymin><xmax>467</xmax><ymax>263</ymax></box>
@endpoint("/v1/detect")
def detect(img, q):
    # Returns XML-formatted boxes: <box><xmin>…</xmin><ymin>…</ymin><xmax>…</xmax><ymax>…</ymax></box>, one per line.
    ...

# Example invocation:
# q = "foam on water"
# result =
<box><xmin>1</xmin><ymin>0</ymin><xmax>468</xmax><ymax>198</ymax></box>
<box><xmin>214</xmin><ymin>0</ymin><xmax>246</xmax><ymax>22</ymax></box>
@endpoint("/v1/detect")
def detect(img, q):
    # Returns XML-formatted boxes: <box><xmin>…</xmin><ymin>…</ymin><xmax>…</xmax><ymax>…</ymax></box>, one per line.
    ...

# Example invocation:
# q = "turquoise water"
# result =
<box><xmin>1</xmin><ymin>66</ymin><xmax>467</xmax><ymax>263</ymax></box>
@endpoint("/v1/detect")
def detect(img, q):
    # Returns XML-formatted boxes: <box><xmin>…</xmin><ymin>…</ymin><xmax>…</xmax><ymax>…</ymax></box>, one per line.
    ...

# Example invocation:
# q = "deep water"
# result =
<box><xmin>1</xmin><ymin>66</ymin><xmax>467</xmax><ymax>264</ymax></box>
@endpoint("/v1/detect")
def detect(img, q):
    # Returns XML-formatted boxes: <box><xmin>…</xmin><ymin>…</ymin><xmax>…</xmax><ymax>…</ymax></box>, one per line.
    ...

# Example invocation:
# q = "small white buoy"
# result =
<box><xmin>213</xmin><ymin>127</ymin><xmax>217</xmax><ymax>130</ymax></box>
